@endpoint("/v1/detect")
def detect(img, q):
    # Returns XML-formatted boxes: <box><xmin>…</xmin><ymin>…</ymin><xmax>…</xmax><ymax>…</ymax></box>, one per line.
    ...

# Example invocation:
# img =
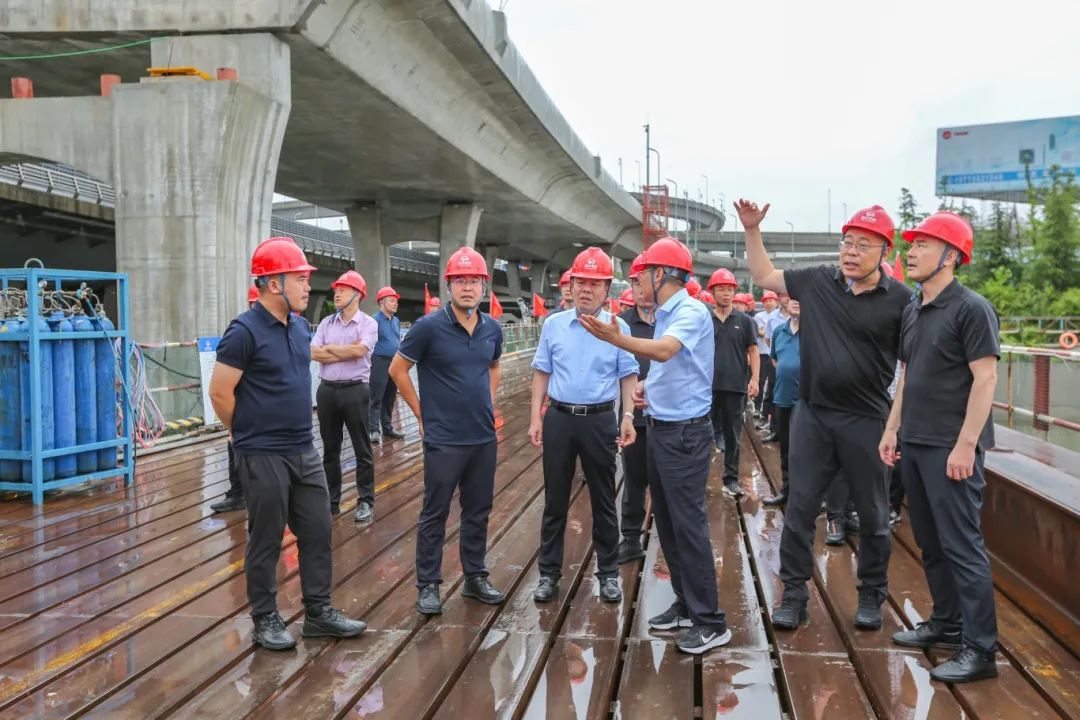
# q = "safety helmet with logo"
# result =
<box><xmin>569</xmin><ymin>247</ymin><xmax>615</xmax><ymax>280</ymax></box>
<box><xmin>444</xmin><ymin>246</ymin><xmax>490</xmax><ymax>279</ymax></box>
<box><xmin>375</xmin><ymin>286</ymin><xmax>400</xmax><ymax>302</ymax></box>
<box><xmin>331</xmin><ymin>270</ymin><xmax>367</xmax><ymax>300</ymax></box>
<box><xmin>618</xmin><ymin>288</ymin><xmax>635</xmax><ymax>307</ymax></box>
<box><xmin>842</xmin><ymin>205</ymin><xmax>896</xmax><ymax>250</ymax></box>
<box><xmin>629</xmin><ymin>252</ymin><xmax>647</xmax><ymax>279</ymax></box>
<box><xmin>641</xmin><ymin>237</ymin><xmax>694</xmax><ymax>274</ymax></box>
<box><xmin>761</xmin><ymin>290</ymin><xmax>779</xmax><ymax>302</ymax></box>
<box><xmin>559</xmin><ymin>270</ymin><xmax>572</xmax><ymax>287</ymax></box>
<box><xmin>734</xmin><ymin>292</ymin><xmax>752</xmax><ymax>306</ymax></box>
<box><xmin>707</xmin><ymin>268</ymin><xmax>738</xmax><ymax>289</ymax></box>
<box><xmin>250</xmin><ymin>237</ymin><xmax>317</xmax><ymax>278</ymax></box>
<box><xmin>685</xmin><ymin>277</ymin><xmax>702</xmax><ymax>297</ymax></box>
<box><xmin>902</xmin><ymin>211</ymin><xmax>974</xmax><ymax>265</ymax></box>
<box><xmin>699</xmin><ymin>291</ymin><xmax>716</xmax><ymax>305</ymax></box>
<box><xmin>247</xmin><ymin>285</ymin><xmax>259</xmax><ymax>304</ymax></box>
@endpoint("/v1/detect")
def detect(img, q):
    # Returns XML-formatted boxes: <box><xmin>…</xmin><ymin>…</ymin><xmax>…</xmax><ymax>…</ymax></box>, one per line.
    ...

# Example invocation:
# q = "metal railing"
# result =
<box><xmin>997</xmin><ymin>317</ymin><xmax>1080</xmax><ymax>345</ymax></box>
<box><xmin>994</xmin><ymin>345</ymin><xmax>1080</xmax><ymax>451</ymax></box>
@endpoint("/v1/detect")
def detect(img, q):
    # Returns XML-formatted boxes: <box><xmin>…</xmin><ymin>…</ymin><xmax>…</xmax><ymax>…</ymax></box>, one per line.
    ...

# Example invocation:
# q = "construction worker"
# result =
<box><xmin>706</xmin><ymin>268</ymin><xmax>759</xmax><ymax>496</ymax></box>
<box><xmin>427</xmin><ymin>296</ymin><xmax>442</xmax><ymax>314</ymax></box>
<box><xmin>558</xmin><ymin>270</ymin><xmax>574</xmax><ymax>310</ymax></box>
<box><xmin>211</xmin><ymin>284</ymin><xmax>261</xmax><ymax>514</ymax></box>
<box><xmin>617</xmin><ymin>253</ymin><xmax>654</xmax><ymax>564</ymax></box>
<box><xmin>881</xmin><ymin>212</ymin><xmax>1000</xmax><ymax>683</ymax></box>
<box><xmin>754</xmin><ymin>290</ymin><xmax>780</xmax><ymax>439</ymax></box>
<box><xmin>580</xmin><ymin>237</ymin><xmax>731</xmax><ymax>656</ymax></box>
<box><xmin>529</xmin><ymin>247</ymin><xmax>638</xmax><ymax>604</ymax></box>
<box><xmin>209</xmin><ymin>237</ymin><xmax>366</xmax><ymax>650</ymax></box>
<box><xmin>762</xmin><ymin>299</ymin><xmax>801</xmax><ymax>506</ymax></box>
<box><xmin>698</xmin><ymin>290</ymin><xmax>716</xmax><ymax>306</ymax></box>
<box><xmin>757</xmin><ymin>292</ymin><xmax>790</xmax><ymax>439</ymax></box>
<box><xmin>737</xmin><ymin>200</ymin><xmax>912</xmax><ymax>633</ymax></box>
<box><xmin>390</xmin><ymin>247</ymin><xmax>505</xmax><ymax>616</ymax></box>
<box><xmin>732</xmin><ymin>293</ymin><xmax>750</xmax><ymax>313</ymax></box>
<box><xmin>369</xmin><ymin>286</ymin><xmax>405</xmax><ymax>443</ymax></box>
<box><xmin>311</xmin><ymin>270</ymin><xmax>378</xmax><ymax>522</ymax></box>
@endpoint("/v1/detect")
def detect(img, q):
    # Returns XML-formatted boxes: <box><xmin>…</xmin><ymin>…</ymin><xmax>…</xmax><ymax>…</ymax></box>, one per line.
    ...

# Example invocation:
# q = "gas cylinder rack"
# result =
<box><xmin>0</xmin><ymin>263</ymin><xmax>132</xmax><ymax>504</ymax></box>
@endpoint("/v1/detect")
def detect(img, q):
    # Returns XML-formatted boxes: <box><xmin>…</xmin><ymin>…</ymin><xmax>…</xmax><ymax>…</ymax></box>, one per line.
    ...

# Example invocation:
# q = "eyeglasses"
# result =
<box><xmin>839</xmin><ymin>239</ymin><xmax>885</xmax><ymax>255</ymax></box>
<box><xmin>450</xmin><ymin>277</ymin><xmax>483</xmax><ymax>287</ymax></box>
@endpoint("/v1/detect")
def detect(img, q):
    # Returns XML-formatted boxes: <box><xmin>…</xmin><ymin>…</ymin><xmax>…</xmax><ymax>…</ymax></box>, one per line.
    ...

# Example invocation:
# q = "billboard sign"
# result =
<box><xmin>935</xmin><ymin>115</ymin><xmax>1080</xmax><ymax>198</ymax></box>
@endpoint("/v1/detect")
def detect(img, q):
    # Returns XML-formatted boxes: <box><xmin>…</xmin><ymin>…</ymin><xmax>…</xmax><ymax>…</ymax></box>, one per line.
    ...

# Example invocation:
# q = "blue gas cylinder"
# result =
<box><xmin>49</xmin><ymin>311</ymin><xmax>76</xmax><ymax>478</ymax></box>
<box><xmin>0</xmin><ymin>318</ymin><xmax>20</xmax><ymax>481</ymax></box>
<box><xmin>19</xmin><ymin>314</ymin><xmax>54</xmax><ymax>481</ymax></box>
<box><xmin>93</xmin><ymin>316</ymin><xmax>118</xmax><ymax>471</ymax></box>
<box><xmin>71</xmin><ymin>315</ymin><xmax>97</xmax><ymax>474</ymax></box>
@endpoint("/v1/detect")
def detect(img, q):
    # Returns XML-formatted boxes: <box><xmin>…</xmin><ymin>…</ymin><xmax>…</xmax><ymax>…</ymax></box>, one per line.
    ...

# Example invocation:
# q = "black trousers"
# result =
<box><xmin>757</xmin><ymin>357</ymin><xmax>775</xmax><ymax>415</ymax></box>
<box><xmin>889</xmin><ymin>463</ymin><xmax>905</xmax><ymax>513</ymax></box>
<box><xmin>316</xmin><ymin>381</ymin><xmax>374</xmax><ymax>509</ymax></box>
<box><xmin>224</xmin><ymin>441</ymin><xmax>243</xmax><ymax>500</ymax></box>
<box><xmin>779</xmin><ymin>401</ymin><xmax>892</xmax><ymax>605</ymax></box>
<box><xmin>416</xmin><ymin>440</ymin><xmax>498</xmax><ymax>586</ymax></box>
<box><xmin>238</xmin><ymin>451</ymin><xmax>333</xmax><ymax>617</ymax></box>
<box><xmin>647</xmin><ymin>421</ymin><xmax>727</xmax><ymax>631</ymax></box>
<box><xmin>368</xmin><ymin>354</ymin><xmax>399</xmax><ymax>434</ymax></box>
<box><xmin>826</xmin><ymin>476</ymin><xmax>855</xmax><ymax>521</ymax></box>
<box><xmin>711</xmin><ymin>390</ymin><xmax>746</xmax><ymax>484</ymax></box>
<box><xmin>540</xmin><ymin>409</ymin><xmax>620</xmax><ymax>580</ymax></box>
<box><xmin>775</xmin><ymin>404</ymin><xmax>794</xmax><ymax>495</ymax></box>
<box><xmin>620</xmin><ymin>423</ymin><xmax>648</xmax><ymax>541</ymax></box>
<box><xmin>901</xmin><ymin>442</ymin><xmax>997</xmax><ymax>653</ymax></box>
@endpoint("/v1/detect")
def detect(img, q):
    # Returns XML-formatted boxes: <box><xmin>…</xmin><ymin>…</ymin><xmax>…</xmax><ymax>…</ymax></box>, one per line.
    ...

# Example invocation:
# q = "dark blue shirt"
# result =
<box><xmin>215</xmin><ymin>302</ymin><xmax>314</xmax><ymax>456</ymax></box>
<box><xmin>397</xmin><ymin>307</ymin><xmax>503</xmax><ymax>445</ymax></box>
<box><xmin>373</xmin><ymin>311</ymin><xmax>401</xmax><ymax>358</ymax></box>
<box><xmin>771</xmin><ymin>320</ymin><xmax>801</xmax><ymax>408</ymax></box>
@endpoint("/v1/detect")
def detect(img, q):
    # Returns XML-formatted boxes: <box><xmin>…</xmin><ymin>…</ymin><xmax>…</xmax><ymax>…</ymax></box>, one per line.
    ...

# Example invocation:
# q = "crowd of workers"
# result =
<box><xmin>207</xmin><ymin>198</ymin><xmax>1001</xmax><ymax>683</ymax></box>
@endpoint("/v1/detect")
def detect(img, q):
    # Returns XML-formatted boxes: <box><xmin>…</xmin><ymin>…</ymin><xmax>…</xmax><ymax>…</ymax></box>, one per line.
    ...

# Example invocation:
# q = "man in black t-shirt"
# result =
<box><xmin>736</xmin><ymin>199</ymin><xmax>912</xmax><ymax>634</ymax></box>
<box><xmin>880</xmin><ymin>213</ymin><xmax>1000</xmax><ymax>684</ymax></box>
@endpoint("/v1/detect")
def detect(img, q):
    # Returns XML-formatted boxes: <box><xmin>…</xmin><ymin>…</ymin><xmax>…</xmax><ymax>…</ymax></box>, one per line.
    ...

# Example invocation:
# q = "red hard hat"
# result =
<box><xmin>618</xmin><ymin>288</ymin><xmax>635</xmax><ymax>307</ymax></box>
<box><xmin>376</xmin><ymin>286</ymin><xmax>400</xmax><ymax>302</ymax></box>
<box><xmin>685</xmin><ymin>277</ymin><xmax>702</xmax><ymax>296</ymax></box>
<box><xmin>445</xmin><ymin>246</ymin><xmax>489</xmax><ymax>279</ymax></box>
<box><xmin>429</xmin><ymin>296</ymin><xmax>442</xmax><ymax>309</ymax></box>
<box><xmin>707</xmin><ymin>268</ymin><xmax>737</xmax><ymax>289</ymax></box>
<box><xmin>640</xmin><ymin>236</ymin><xmax>694</xmax><ymax>274</ymax></box>
<box><xmin>629</xmin><ymin>253</ymin><xmax>647</xmax><ymax>279</ymax></box>
<box><xmin>761</xmin><ymin>290</ymin><xmax>779</xmax><ymax>302</ymax></box>
<box><xmin>570</xmin><ymin>247</ymin><xmax>615</xmax><ymax>280</ymax></box>
<box><xmin>735</xmin><ymin>293</ymin><xmax>751</xmax><ymax>305</ymax></box>
<box><xmin>331</xmin><ymin>270</ymin><xmax>367</xmax><ymax>300</ymax></box>
<box><xmin>251</xmin><ymin>237</ymin><xmax>317</xmax><ymax>277</ymax></box>
<box><xmin>699</xmin><ymin>291</ymin><xmax>716</xmax><ymax>305</ymax></box>
<box><xmin>559</xmin><ymin>270</ymin><xmax>572</xmax><ymax>287</ymax></box>
<box><xmin>247</xmin><ymin>285</ymin><xmax>259</xmax><ymax>303</ymax></box>
<box><xmin>842</xmin><ymin>205</ymin><xmax>896</xmax><ymax>249</ymax></box>
<box><xmin>902</xmin><ymin>211</ymin><xmax>974</xmax><ymax>265</ymax></box>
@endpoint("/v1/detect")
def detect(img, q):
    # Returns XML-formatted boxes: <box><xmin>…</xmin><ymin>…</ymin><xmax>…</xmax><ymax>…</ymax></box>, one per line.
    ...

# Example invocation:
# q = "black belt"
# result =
<box><xmin>646</xmin><ymin>414</ymin><xmax>710</xmax><ymax>428</ymax></box>
<box><xmin>320</xmin><ymin>379</ymin><xmax>368</xmax><ymax>388</ymax></box>
<box><xmin>548</xmin><ymin>399</ymin><xmax>616</xmax><ymax>416</ymax></box>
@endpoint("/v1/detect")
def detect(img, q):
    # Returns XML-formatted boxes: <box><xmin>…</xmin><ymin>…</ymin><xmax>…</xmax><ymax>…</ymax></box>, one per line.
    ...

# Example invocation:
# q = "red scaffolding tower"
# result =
<box><xmin>641</xmin><ymin>184</ymin><xmax>670</xmax><ymax>249</ymax></box>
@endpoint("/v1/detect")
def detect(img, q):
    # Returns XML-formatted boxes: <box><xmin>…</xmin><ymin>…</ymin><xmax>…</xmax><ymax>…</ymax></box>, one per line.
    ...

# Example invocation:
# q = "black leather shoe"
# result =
<box><xmin>462</xmin><ymin>575</ymin><xmax>504</xmax><ymax>604</ymax></box>
<box><xmin>761</xmin><ymin>432</ymin><xmax>779</xmax><ymax>443</ymax></box>
<box><xmin>825</xmin><ymin>519</ymin><xmax>845</xmax><ymax>546</ymax></box>
<box><xmin>762</xmin><ymin>490</ymin><xmax>788</xmax><ymax>507</ymax></box>
<box><xmin>211</xmin><ymin>495</ymin><xmax>245</xmax><ymax>513</ymax></box>
<box><xmin>930</xmin><ymin>645</ymin><xmax>998</xmax><ymax>683</ymax></box>
<box><xmin>854</xmin><ymin>592</ymin><xmax>883</xmax><ymax>630</ymax></box>
<box><xmin>771</xmin><ymin>599</ymin><xmax>809</xmax><ymax>630</ymax></box>
<box><xmin>892</xmin><ymin>621</ymin><xmax>962</xmax><ymax>650</ymax></box>
<box><xmin>354</xmin><ymin>501</ymin><xmax>373</xmax><ymax>524</ymax></box>
<box><xmin>617</xmin><ymin>538</ymin><xmax>646</xmax><ymax>564</ymax></box>
<box><xmin>382</xmin><ymin>429</ymin><xmax>405</xmax><ymax>440</ymax></box>
<box><xmin>252</xmin><ymin>612</ymin><xmax>296</xmax><ymax>650</ymax></box>
<box><xmin>598</xmin><ymin>577</ymin><xmax>621</xmax><ymax>603</ymax></box>
<box><xmin>533</xmin><ymin>575</ymin><xmax>559</xmax><ymax>603</ymax></box>
<box><xmin>303</xmin><ymin>606</ymin><xmax>367</xmax><ymax>638</ymax></box>
<box><xmin>416</xmin><ymin>583</ymin><xmax>442</xmax><ymax>615</ymax></box>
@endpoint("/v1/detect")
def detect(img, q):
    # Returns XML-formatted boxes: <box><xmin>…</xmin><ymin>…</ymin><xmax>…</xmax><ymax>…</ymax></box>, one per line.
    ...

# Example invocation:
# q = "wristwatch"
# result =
<box><xmin>623</xmin><ymin>412</ymin><xmax>634</xmax><ymax>419</ymax></box>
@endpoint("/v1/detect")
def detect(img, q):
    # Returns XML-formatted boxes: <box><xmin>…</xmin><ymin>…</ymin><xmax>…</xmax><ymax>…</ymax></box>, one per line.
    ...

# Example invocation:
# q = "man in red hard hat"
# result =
<box><xmin>311</xmin><ymin>270</ymin><xmax>378</xmax><ymax>523</ymax></box>
<box><xmin>754</xmin><ymin>290</ymin><xmax>781</xmax><ymax>441</ymax></box>
<box><xmin>369</xmin><ymin>286</ymin><xmax>405</xmax><ymax>443</ymax></box>
<box><xmin>617</xmin><ymin>288</ymin><xmax>635</xmax><ymax>308</ymax></box>
<box><xmin>706</xmin><ymin>268</ymin><xmax>759</xmax><ymax>496</ymax></box>
<box><xmin>558</xmin><ymin>270</ymin><xmax>574</xmax><ymax>311</ymax></box>
<box><xmin>580</xmin><ymin>237</ymin><xmax>731</xmax><ymax>656</ymax></box>
<box><xmin>390</xmin><ymin>246</ymin><xmax>505</xmax><ymax>616</ymax></box>
<box><xmin>880</xmin><ymin>212</ymin><xmax>1000</xmax><ymax>683</ymax></box>
<box><xmin>529</xmin><ymin>247</ymin><xmax>638</xmax><ymax>605</ymax></box>
<box><xmin>737</xmin><ymin>199</ymin><xmax>912</xmax><ymax>634</ymax></box>
<box><xmin>210</xmin><ymin>237</ymin><xmax>366</xmax><ymax>650</ymax></box>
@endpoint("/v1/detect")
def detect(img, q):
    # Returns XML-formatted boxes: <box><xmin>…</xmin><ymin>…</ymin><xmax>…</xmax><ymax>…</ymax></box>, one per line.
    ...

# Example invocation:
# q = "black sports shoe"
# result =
<box><xmin>462</xmin><ymin>576</ymin><xmax>504</xmax><ymax>604</ymax></box>
<box><xmin>617</xmin><ymin>538</ymin><xmax>646</xmax><ymax>564</ymax></box>
<box><xmin>722</xmin><ymin>481</ymin><xmax>744</xmax><ymax>498</ymax></box>
<box><xmin>598</xmin><ymin>577</ymin><xmax>621</xmax><ymax>603</ymax></box>
<box><xmin>252</xmin><ymin>612</ymin><xmax>296</xmax><ymax>651</ymax></box>
<box><xmin>382</xmin><ymin>429</ymin><xmax>405</xmax><ymax>440</ymax></box>
<box><xmin>930</xmin><ymin>645</ymin><xmax>998</xmax><ymax>683</ymax></box>
<box><xmin>533</xmin><ymin>575</ymin><xmax>559</xmax><ymax>603</ymax></box>
<box><xmin>761</xmin><ymin>432</ymin><xmax>779</xmax><ymax>443</ymax></box>
<box><xmin>762</xmin><ymin>490</ymin><xmax>788</xmax><ymax>507</ymax></box>
<box><xmin>892</xmin><ymin>621</ymin><xmax>962</xmax><ymax>650</ymax></box>
<box><xmin>771</xmin><ymin>599</ymin><xmax>809</xmax><ymax>630</ymax></box>
<box><xmin>854</xmin><ymin>592</ymin><xmax>883</xmax><ymax>630</ymax></box>
<box><xmin>714</xmin><ymin>438</ymin><xmax>726</xmax><ymax>453</ymax></box>
<box><xmin>825</xmin><ymin>519</ymin><xmax>845</xmax><ymax>546</ymax></box>
<box><xmin>676</xmin><ymin>625</ymin><xmax>732</xmax><ymax>655</ymax></box>
<box><xmin>845</xmin><ymin>511</ymin><xmax>861</xmax><ymax>535</ymax></box>
<box><xmin>354</xmin><ymin>501</ymin><xmax>374</xmax><ymax>524</ymax></box>
<box><xmin>416</xmin><ymin>583</ymin><xmax>442</xmax><ymax>615</ymax></box>
<box><xmin>330</xmin><ymin>504</ymin><xmax>341</xmax><ymax>516</ymax></box>
<box><xmin>889</xmin><ymin>508</ymin><xmax>902</xmax><ymax>526</ymax></box>
<box><xmin>302</xmin><ymin>606</ymin><xmax>367</xmax><ymax>638</ymax></box>
<box><xmin>648</xmin><ymin>603</ymin><xmax>692</xmax><ymax>630</ymax></box>
<box><xmin>211</xmin><ymin>495</ymin><xmax>245</xmax><ymax>513</ymax></box>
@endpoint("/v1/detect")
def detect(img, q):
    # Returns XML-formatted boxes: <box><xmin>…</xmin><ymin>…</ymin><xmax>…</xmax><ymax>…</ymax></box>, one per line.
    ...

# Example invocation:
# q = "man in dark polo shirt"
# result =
<box><xmin>880</xmin><ymin>212</ymin><xmax>1000</xmax><ymax>683</ymax></box>
<box><xmin>736</xmin><ymin>200</ymin><xmax>913</xmax><ymax>632</ymax></box>
<box><xmin>706</xmin><ymin>268</ymin><xmax>760</xmax><ymax>497</ymax></box>
<box><xmin>209</xmin><ymin>237</ymin><xmax>366</xmax><ymax>651</ymax></box>
<box><xmin>617</xmin><ymin>254</ymin><xmax>654</xmax><ymax>564</ymax></box>
<box><xmin>389</xmin><ymin>246</ymin><xmax>505</xmax><ymax>616</ymax></box>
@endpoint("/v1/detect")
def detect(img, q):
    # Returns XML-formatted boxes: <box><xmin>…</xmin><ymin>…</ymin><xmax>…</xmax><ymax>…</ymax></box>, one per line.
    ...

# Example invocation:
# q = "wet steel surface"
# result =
<box><xmin>0</xmin><ymin>358</ymin><xmax>1076</xmax><ymax>720</ymax></box>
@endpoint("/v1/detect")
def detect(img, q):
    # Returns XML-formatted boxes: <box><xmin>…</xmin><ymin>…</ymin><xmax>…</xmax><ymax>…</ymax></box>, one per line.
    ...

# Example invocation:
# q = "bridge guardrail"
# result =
<box><xmin>994</xmin><ymin>345</ymin><xmax>1080</xmax><ymax>452</ymax></box>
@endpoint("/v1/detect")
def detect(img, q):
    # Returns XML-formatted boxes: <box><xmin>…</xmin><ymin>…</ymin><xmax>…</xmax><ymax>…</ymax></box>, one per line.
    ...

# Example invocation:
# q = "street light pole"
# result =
<box><xmin>665</xmin><ymin>177</ymin><xmax>679</xmax><ymax>237</ymax></box>
<box><xmin>650</xmin><ymin>148</ymin><xmax>661</xmax><ymax>191</ymax></box>
<box><xmin>618</xmin><ymin>157</ymin><xmax>623</xmax><ymax>188</ymax></box>
<box><xmin>644</xmin><ymin>124</ymin><xmax>651</xmax><ymax>188</ymax></box>
<box><xmin>785</xmin><ymin>221</ymin><xmax>795</xmax><ymax>267</ymax></box>
<box><xmin>701</xmin><ymin>174</ymin><xmax>709</xmax><ymax>208</ymax></box>
<box><xmin>634</xmin><ymin>160</ymin><xmax>641</xmax><ymax>191</ymax></box>
<box><xmin>684</xmin><ymin>191</ymin><xmax>691</xmax><ymax>249</ymax></box>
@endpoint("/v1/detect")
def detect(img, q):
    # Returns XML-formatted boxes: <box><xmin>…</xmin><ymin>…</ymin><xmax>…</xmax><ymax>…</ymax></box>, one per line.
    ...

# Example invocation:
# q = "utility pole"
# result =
<box><xmin>618</xmin><ymin>157</ymin><xmax>623</xmax><ymax>188</ymax></box>
<box><xmin>827</xmin><ymin>188</ymin><xmax>831</xmax><ymax>234</ymax></box>
<box><xmin>644</xmin><ymin>124</ymin><xmax>651</xmax><ymax>188</ymax></box>
<box><xmin>785</xmin><ymin>221</ymin><xmax>795</xmax><ymax>267</ymax></box>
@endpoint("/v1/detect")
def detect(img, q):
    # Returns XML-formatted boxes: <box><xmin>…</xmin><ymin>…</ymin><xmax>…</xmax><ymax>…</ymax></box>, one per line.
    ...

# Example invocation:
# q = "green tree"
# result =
<box><xmin>968</xmin><ymin>202</ymin><xmax>1020</xmax><ymax>287</ymax></box>
<box><xmin>1026</xmin><ymin>166</ymin><xmax>1080</xmax><ymax>293</ymax></box>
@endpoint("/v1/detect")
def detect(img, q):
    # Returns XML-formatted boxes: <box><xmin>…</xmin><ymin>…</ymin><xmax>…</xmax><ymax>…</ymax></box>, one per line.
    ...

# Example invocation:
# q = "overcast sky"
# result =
<box><xmin>500</xmin><ymin>0</ymin><xmax>1080</xmax><ymax>232</ymax></box>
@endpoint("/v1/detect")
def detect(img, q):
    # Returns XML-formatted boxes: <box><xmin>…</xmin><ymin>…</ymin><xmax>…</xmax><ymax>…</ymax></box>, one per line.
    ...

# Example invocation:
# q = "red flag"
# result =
<box><xmin>532</xmin><ymin>293</ymin><xmax>548</xmax><ymax>318</ymax></box>
<box><xmin>892</xmin><ymin>253</ymin><xmax>906</xmax><ymax>282</ymax></box>
<box><xmin>490</xmin><ymin>291</ymin><xmax>504</xmax><ymax>319</ymax></box>
<box><xmin>423</xmin><ymin>283</ymin><xmax>432</xmax><ymax>315</ymax></box>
